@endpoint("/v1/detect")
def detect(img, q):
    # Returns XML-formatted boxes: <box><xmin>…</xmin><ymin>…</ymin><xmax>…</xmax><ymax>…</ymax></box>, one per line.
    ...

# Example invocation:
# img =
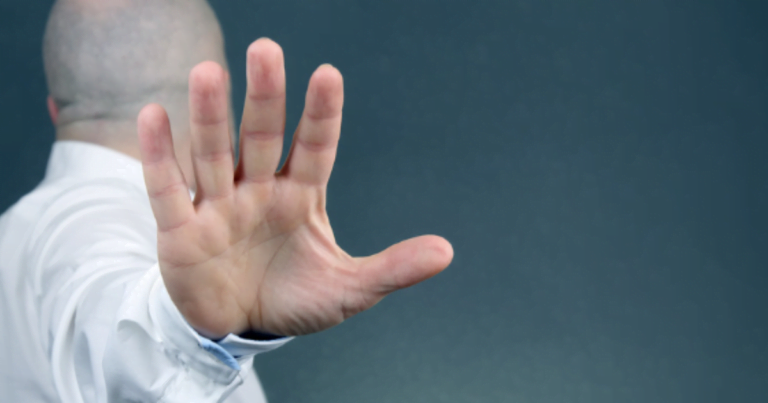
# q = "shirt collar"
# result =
<box><xmin>43</xmin><ymin>140</ymin><xmax>147</xmax><ymax>191</ymax></box>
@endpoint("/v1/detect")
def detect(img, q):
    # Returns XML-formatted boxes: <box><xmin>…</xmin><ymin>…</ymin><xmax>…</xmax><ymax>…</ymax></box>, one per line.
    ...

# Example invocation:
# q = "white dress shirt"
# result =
<box><xmin>0</xmin><ymin>140</ymin><xmax>292</xmax><ymax>402</ymax></box>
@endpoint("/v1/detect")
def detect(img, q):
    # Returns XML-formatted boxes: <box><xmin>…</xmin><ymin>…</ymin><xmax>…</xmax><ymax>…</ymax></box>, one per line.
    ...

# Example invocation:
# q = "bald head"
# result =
<box><xmin>43</xmin><ymin>0</ymin><xmax>228</xmax><ymax>141</ymax></box>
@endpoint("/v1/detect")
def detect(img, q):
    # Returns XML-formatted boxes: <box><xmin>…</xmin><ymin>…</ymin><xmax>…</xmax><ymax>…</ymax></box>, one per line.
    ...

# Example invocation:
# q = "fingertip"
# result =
<box><xmin>138</xmin><ymin>103</ymin><xmax>171</xmax><ymax>141</ymax></box>
<box><xmin>246</xmin><ymin>38</ymin><xmax>285</xmax><ymax>96</ymax></box>
<box><xmin>138</xmin><ymin>103</ymin><xmax>168</xmax><ymax>127</ymax></box>
<box><xmin>191</xmin><ymin>60</ymin><xmax>227</xmax><ymax>77</ymax></box>
<box><xmin>412</xmin><ymin>235</ymin><xmax>453</xmax><ymax>282</ymax></box>
<box><xmin>189</xmin><ymin>61</ymin><xmax>228</xmax><ymax>95</ymax></box>
<box><xmin>189</xmin><ymin>61</ymin><xmax>229</xmax><ymax>124</ymax></box>
<box><xmin>305</xmin><ymin>64</ymin><xmax>344</xmax><ymax>118</ymax></box>
<box><xmin>248</xmin><ymin>37</ymin><xmax>284</xmax><ymax>60</ymax></box>
<box><xmin>428</xmin><ymin>235</ymin><xmax>455</xmax><ymax>270</ymax></box>
<box><xmin>312</xmin><ymin>63</ymin><xmax>343</xmax><ymax>87</ymax></box>
<box><xmin>137</xmin><ymin>104</ymin><xmax>173</xmax><ymax>164</ymax></box>
<box><xmin>254</xmin><ymin>36</ymin><xmax>277</xmax><ymax>46</ymax></box>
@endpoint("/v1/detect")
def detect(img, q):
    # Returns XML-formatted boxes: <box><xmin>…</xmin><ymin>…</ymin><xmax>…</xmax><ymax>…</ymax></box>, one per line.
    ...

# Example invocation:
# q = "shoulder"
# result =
<box><xmin>0</xmin><ymin>175</ymin><xmax>158</xmax><ymax>296</ymax></box>
<box><xmin>21</xmin><ymin>176</ymin><xmax>158</xmax><ymax>266</ymax></box>
<box><xmin>1</xmin><ymin>176</ymin><xmax>148</xmax><ymax>246</ymax></box>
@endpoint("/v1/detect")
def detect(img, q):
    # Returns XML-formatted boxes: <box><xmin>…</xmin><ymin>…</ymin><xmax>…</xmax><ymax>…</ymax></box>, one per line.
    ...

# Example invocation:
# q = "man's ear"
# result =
<box><xmin>47</xmin><ymin>95</ymin><xmax>59</xmax><ymax>126</ymax></box>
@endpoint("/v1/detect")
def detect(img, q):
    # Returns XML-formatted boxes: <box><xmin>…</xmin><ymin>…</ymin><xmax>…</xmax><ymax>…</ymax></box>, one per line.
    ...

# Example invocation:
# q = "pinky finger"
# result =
<box><xmin>137</xmin><ymin>104</ymin><xmax>195</xmax><ymax>232</ymax></box>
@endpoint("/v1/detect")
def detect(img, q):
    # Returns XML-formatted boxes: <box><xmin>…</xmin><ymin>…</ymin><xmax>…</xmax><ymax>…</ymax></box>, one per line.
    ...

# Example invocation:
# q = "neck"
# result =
<box><xmin>55</xmin><ymin>119</ymin><xmax>198</xmax><ymax>194</ymax></box>
<box><xmin>56</xmin><ymin>120</ymin><xmax>142</xmax><ymax>161</ymax></box>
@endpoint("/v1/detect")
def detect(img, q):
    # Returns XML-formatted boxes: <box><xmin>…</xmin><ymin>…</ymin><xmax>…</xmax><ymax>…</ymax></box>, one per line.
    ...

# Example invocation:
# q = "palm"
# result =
<box><xmin>138</xmin><ymin>38</ymin><xmax>453</xmax><ymax>339</ymax></box>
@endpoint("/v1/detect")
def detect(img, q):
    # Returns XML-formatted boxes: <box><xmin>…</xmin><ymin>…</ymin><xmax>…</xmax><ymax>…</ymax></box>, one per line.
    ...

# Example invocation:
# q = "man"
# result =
<box><xmin>0</xmin><ymin>0</ymin><xmax>453</xmax><ymax>402</ymax></box>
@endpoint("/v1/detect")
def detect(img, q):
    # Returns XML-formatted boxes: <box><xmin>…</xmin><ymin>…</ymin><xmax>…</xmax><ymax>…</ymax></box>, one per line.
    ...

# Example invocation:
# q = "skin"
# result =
<box><xmin>47</xmin><ymin>11</ymin><xmax>454</xmax><ymax>338</ymax></box>
<box><xmin>44</xmin><ymin>0</ymin><xmax>229</xmax><ymax>194</ymax></box>
<box><xmin>139</xmin><ymin>39</ymin><xmax>454</xmax><ymax>338</ymax></box>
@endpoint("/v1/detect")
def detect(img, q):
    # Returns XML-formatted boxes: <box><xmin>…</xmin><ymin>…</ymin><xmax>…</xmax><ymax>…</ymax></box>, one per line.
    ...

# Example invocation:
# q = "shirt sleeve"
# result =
<box><xmin>104</xmin><ymin>263</ymin><xmax>291</xmax><ymax>402</ymax></box>
<box><xmin>32</xmin><ymin>179</ymin><xmax>291</xmax><ymax>403</ymax></box>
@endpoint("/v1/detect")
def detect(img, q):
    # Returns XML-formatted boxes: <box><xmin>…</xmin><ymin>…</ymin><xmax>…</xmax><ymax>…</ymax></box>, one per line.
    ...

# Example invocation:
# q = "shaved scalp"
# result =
<box><xmin>43</xmin><ymin>0</ymin><xmax>227</xmax><ymax>131</ymax></box>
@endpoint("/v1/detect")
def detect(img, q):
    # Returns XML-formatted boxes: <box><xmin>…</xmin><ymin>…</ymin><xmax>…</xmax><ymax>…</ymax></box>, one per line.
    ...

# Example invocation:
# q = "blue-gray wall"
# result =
<box><xmin>1</xmin><ymin>1</ymin><xmax>766</xmax><ymax>402</ymax></box>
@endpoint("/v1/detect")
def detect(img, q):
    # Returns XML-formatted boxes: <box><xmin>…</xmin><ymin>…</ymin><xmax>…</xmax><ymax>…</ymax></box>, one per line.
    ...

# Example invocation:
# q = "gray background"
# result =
<box><xmin>1</xmin><ymin>1</ymin><xmax>767</xmax><ymax>402</ymax></box>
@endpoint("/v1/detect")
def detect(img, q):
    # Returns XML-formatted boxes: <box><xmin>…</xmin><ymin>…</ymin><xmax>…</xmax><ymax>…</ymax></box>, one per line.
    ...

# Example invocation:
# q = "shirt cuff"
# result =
<box><xmin>149</xmin><ymin>266</ymin><xmax>293</xmax><ymax>371</ymax></box>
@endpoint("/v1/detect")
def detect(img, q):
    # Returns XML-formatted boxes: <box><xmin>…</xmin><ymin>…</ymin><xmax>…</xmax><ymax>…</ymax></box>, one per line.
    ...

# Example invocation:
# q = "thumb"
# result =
<box><xmin>357</xmin><ymin>235</ymin><xmax>454</xmax><ymax>297</ymax></box>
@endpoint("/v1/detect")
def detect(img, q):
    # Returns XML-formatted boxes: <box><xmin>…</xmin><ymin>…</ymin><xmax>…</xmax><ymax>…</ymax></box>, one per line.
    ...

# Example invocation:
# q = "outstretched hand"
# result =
<box><xmin>137</xmin><ymin>38</ymin><xmax>453</xmax><ymax>339</ymax></box>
